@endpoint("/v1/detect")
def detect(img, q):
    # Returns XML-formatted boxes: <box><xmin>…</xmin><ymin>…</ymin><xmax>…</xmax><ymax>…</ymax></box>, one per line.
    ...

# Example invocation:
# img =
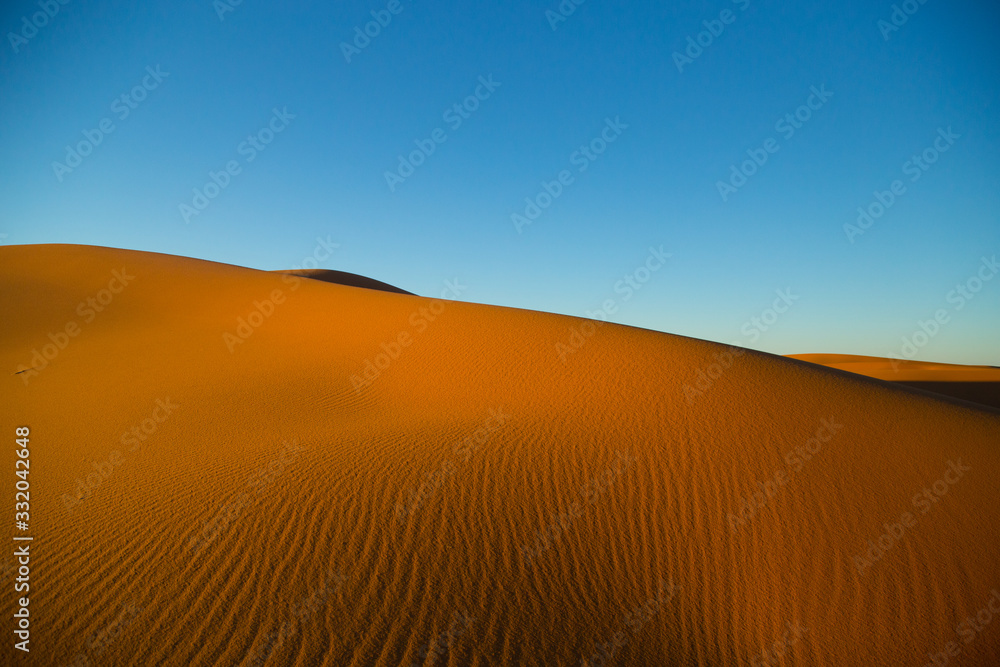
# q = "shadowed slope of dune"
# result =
<box><xmin>274</xmin><ymin>269</ymin><xmax>414</xmax><ymax>295</ymax></box>
<box><xmin>2</xmin><ymin>244</ymin><xmax>999</xmax><ymax>666</ymax></box>
<box><xmin>789</xmin><ymin>353</ymin><xmax>1000</xmax><ymax>411</ymax></box>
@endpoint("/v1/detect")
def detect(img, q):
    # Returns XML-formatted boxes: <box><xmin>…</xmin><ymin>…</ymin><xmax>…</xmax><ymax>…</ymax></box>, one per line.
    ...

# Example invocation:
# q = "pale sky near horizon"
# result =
<box><xmin>1</xmin><ymin>0</ymin><xmax>998</xmax><ymax>364</ymax></box>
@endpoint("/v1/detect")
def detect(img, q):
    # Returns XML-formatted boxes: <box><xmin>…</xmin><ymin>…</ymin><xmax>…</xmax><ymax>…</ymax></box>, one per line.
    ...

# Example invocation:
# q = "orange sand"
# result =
<box><xmin>2</xmin><ymin>244</ymin><xmax>999</xmax><ymax>666</ymax></box>
<box><xmin>789</xmin><ymin>354</ymin><xmax>1000</xmax><ymax>411</ymax></box>
<box><xmin>787</xmin><ymin>353</ymin><xmax>1000</xmax><ymax>382</ymax></box>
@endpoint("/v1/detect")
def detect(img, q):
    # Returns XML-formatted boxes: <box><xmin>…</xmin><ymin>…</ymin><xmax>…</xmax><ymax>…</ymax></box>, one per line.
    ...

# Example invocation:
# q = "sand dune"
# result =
<box><xmin>789</xmin><ymin>353</ymin><xmax>1000</xmax><ymax>411</ymax></box>
<box><xmin>2</xmin><ymin>244</ymin><xmax>999</xmax><ymax>666</ymax></box>
<box><xmin>787</xmin><ymin>353</ymin><xmax>1000</xmax><ymax>382</ymax></box>
<box><xmin>274</xmin><ymin>269</ymin><xmax>414</xmax><ymax>295</ymax></box>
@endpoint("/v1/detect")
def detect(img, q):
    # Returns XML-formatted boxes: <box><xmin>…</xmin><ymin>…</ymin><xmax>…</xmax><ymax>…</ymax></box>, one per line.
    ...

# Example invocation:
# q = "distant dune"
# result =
<box><xmin>274</xmin><ymin>269</ymin><xmax>414</xmax><ymax>295</ymax></box>
<box><xmin>786</xmin><ymin>353</ymin><xmax>1000</xmax><ymax>382</ymax></box>
<box><xmin>789</xmin><ymin>353</ymin><xmax>1000</xmax><ymax>411</ymax></box>
<box><xmin>2</xmin><ymin>244</ymin><xmax>999</xmax><ymax>666</ymax></box>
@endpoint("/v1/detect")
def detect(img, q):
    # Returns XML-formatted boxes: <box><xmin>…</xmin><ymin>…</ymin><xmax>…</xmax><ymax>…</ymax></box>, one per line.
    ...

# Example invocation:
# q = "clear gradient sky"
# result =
<box><xmin>1</xmin><ymin>0</ymin><xmax>998</xmax><ymax>364</ymax></box>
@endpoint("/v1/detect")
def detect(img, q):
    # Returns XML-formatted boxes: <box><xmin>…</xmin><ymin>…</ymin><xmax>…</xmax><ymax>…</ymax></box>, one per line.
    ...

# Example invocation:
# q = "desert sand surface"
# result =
<box><xmin>2</xmin><ymin>244</ymin><xmax>999</xmax><ymax>666</ymax></box>
<box><xmin>789</xmin><ymin>354</ymin><xmax>1000</xmax><ymax>411</ymax></box>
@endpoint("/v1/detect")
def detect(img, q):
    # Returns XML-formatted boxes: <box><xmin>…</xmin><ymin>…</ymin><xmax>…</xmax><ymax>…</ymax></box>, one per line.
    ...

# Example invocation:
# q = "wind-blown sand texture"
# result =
<box><xmin>2</xmin><ymin>244</ymin><xmax>999</xmax><ymax>666</ymax></box>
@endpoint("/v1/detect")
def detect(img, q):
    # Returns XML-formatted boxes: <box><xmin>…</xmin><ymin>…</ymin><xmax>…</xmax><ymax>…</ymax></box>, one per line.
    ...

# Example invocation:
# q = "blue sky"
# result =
<box><xmin>1</xmin><ymin>0</ymin><xmax>998</xmax><ymax>364</ymax></box>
